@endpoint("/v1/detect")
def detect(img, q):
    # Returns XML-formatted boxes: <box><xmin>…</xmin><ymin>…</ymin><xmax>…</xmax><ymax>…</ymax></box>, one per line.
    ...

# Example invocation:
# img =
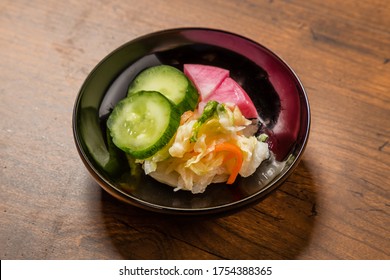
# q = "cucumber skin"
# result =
<box><xmin>127</xmin><ymin>65</ymin><xmax>199</xmax><ymax>113</ymax></box>
<box><xmin>107</xmin><ymin>91</ymin><xmax>181</xmax><ymax>160</ymax></box>
<box><xmin>181</xmin><ymin>81</ymin><xmax>199</xmax><ymax>113</ymax></box>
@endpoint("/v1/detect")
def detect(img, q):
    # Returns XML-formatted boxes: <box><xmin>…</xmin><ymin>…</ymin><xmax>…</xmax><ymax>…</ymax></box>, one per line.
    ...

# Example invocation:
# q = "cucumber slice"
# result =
<box><xmin>128</xmin><ymin>65</ymin><xmax>199</xmax><ymax>113</ymax></box>
<box><xmin>107</xmin><ymin>90</ymin><xmax>181</xmax><ymax>159</ymax></box>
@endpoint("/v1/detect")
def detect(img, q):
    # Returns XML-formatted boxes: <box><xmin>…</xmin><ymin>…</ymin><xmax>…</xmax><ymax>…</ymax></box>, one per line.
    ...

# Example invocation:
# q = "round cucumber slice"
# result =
<box><xmin>128</xmin><ymin>65</ymin><xmax>199</xmax><ymax>113</ymax></box>
<box><xmin>107</xmin><ymin>91</ymin><xmax>181</xmax><ymax>159</ymax></box>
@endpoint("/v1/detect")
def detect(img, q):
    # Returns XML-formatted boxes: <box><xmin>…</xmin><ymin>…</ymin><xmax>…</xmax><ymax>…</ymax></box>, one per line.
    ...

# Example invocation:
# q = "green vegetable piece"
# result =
<box><xmin>107</xmin><ymin>91</ymin><xmax>181</xmax><ymax>159</ymax></box>
<box><xmin>128</xmin><ymin>65</ymin><xmax>199</xmax><ymax>114</ymax></box>
<box><xmin>258</xmin><ymin>133</ymin><xmax>269</xmax><ymax>142</ymax></box>
<box><xmin>190</xmin><ymin>100</ymin><xmax>219</xmax><ymax>142</ymax></box>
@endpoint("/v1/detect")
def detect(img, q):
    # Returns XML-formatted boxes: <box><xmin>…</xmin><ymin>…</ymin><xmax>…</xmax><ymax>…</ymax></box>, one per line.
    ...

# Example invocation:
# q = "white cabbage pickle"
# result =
<box><xmin>138</xmin><ymin>102</ymin><xmax>270</xmax><ymax>194</ymax></box>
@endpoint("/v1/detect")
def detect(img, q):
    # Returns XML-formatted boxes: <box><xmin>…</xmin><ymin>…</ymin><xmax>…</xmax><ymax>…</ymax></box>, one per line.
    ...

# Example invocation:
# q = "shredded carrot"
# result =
<box><xmin>180</xmin><ymin>110</ymin><xmax>194</xmax><ymax>125</ymax></box>
<box><xmin>214</xmin><ymin>142</ymin><xmax>243</xmax><ymax>184</ymax></box>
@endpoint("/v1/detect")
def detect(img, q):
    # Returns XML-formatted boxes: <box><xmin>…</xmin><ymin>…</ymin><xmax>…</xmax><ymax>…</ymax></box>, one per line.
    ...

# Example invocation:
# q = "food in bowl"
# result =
<box><xmin>107</xmin><ymin>63</ymin><xmax>270</xmax><ymax>193</ymax></box>
<box><xmin>73</xmin><ymin>28</ymin><xmax>311</xmax><ymax>214</ymax></box>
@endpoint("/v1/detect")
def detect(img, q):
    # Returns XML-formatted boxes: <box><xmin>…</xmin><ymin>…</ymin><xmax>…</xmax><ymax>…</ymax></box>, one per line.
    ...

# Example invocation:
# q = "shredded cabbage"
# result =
<box><xmin>139</xmin><ymin>102</ymin><xmax>269</xmax><ymax>194</ymax></box>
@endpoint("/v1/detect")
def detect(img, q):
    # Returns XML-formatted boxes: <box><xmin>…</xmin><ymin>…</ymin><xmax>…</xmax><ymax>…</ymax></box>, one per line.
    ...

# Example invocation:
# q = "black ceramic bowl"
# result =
<box><xmin>72</xmin><ymin>28</ymin><xmax>310</xmax><ymax>215</ymax></box>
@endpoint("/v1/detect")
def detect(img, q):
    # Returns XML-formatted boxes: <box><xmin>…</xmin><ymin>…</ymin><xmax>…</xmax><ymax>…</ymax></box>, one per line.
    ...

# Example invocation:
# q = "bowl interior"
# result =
<box><xmin>73</xmin><ymin>28</ymin><xmax>310</xmax><ymax>214</ymax></box>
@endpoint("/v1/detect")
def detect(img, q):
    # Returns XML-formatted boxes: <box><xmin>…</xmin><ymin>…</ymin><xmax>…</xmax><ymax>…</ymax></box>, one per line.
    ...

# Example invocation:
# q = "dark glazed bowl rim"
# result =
<box><xmin>72</xmin><ymin>27</ymin><xmax>310</xmax><ymax>215</ymax></box>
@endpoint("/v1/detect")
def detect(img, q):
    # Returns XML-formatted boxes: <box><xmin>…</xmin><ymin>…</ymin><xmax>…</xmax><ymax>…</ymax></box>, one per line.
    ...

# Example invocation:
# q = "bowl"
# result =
<box><xmin>72</xmin><ymin>28</ymin><xmax>310</xmax><ymax>215</ymax></box>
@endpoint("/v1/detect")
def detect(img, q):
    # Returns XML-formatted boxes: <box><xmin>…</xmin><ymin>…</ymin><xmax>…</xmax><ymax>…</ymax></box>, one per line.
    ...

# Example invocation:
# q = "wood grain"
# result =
<box><xmin>1</xmin><ymin>0</ymin><xmax>389</xmax><ymax>260</ymax></box>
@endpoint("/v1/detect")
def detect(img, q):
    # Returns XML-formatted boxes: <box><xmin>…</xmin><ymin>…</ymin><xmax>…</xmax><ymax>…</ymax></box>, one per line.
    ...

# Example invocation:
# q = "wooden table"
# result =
<box><xmin>1</xmin><ymin>0</ymin><xmax>389</xmax><ymax>260</ymax></box>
